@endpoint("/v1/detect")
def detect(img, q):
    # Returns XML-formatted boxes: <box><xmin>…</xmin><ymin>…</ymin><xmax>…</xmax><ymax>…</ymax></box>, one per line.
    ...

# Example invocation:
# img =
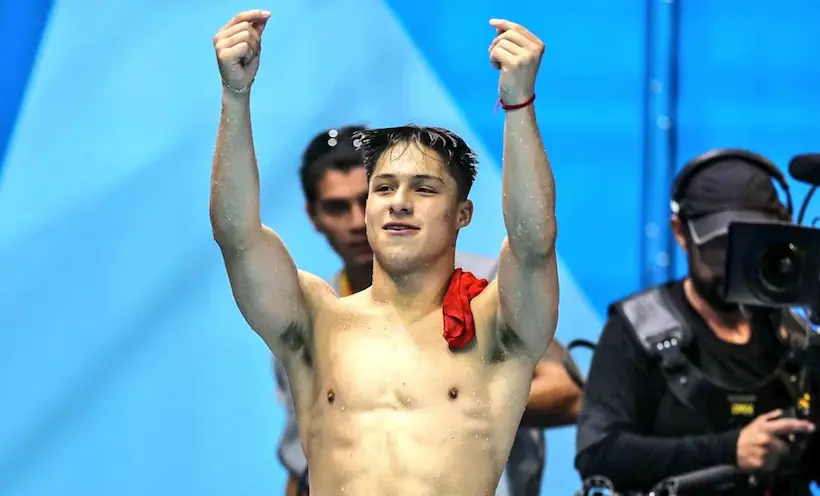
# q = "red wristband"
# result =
<box><xmin>496</xmin><ymin>93</ymin><xmax>536</xmax><ymax>112</ymax></box>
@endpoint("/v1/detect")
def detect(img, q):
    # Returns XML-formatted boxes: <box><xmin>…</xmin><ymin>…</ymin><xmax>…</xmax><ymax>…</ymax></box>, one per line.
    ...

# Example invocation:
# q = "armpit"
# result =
<box><xmin>489</xmin><ymin>323</ymin><xmax>526</xmax><ymax>363</ymax></box>
<box><xmin>279</xmin><ymin>322</ymin><xmax>314</xmax><ymax>367</ymax></box>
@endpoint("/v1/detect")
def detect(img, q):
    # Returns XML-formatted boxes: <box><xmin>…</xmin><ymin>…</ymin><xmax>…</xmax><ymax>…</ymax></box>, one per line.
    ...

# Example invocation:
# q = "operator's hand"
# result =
<box><xmin>736</xmin><ymin>409</ymin><xmax>815</xmax><ymax>472</ymax></box>
<box><xmin>488</xmin><ymin>19</ymin><xmax>544</xmax><ymax>105</ymax></box>
<box><xmin>213</xmin><ymin>9</ymin><xmax>271</xmax><ymax>93</ymax></box>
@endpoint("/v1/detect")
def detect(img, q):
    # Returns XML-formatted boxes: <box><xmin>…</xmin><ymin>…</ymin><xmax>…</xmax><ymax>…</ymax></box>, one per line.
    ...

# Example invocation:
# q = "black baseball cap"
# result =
<box><xmin>671</xmin><ymin>159</ymin><xmax>790</xmax><ymax>245</ymax></box>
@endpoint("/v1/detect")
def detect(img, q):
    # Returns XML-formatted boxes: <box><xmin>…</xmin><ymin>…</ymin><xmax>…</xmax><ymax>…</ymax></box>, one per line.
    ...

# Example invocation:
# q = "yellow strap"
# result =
<box><xmin>338</xmin><ymin>271</ymin><xmax>353</xmax><ymax>297</ymax></box>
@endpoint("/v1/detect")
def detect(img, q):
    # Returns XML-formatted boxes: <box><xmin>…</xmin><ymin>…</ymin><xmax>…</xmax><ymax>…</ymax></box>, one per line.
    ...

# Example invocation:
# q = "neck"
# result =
<box><xmin>683</xmin><ymin>278</ymin><xmax>747</xmax><ymax>334</ymax></box>
<box><xmin>370</xmin><ymin>253</ymin><xmax>456</xmax><ymax>314</ymax></box>
<box><xmin>343</xmin><ymin>263</ymin><xmax>373</xmax><ymax>294</ymax></box>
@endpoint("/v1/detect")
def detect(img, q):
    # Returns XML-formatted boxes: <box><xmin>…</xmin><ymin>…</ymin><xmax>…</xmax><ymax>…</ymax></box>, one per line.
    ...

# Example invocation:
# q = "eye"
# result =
<box><xmin>417</xmin><ymin>187</ymin><xmax>436</xmax><ymax>195</ymax></box>
<box><xmin>320</xmin><ymin>199</ymin><xmax>352</xmax><ymax>216</ymax></box>
<box><xmin>374</xmin><ymin>184</ymin><xmax>392</xmax><ymax>193</ymax></box>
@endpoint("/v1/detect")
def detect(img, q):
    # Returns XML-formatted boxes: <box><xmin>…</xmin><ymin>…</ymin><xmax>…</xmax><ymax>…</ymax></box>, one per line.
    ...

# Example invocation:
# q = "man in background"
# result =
<box><xmin>274</xmin><ymin>125</ymin><xmax>582</xmax><ymax>496</ymax></box>
<box><xmin>575</xmin><ymin>151</ymin><xmax>819</xmax><ymax>494</ymax></box>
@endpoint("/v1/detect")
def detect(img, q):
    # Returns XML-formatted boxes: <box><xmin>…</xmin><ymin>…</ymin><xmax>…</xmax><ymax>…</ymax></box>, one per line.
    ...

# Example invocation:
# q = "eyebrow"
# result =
<box><xmin>373</xmin><ymin>173</ymin><xmax>445</xmax><ymax>184</ymax></box>
<box><xmin>320</xmin><ymin>192</ymin><xmax>368</xmax><ymax>202</ymax></box>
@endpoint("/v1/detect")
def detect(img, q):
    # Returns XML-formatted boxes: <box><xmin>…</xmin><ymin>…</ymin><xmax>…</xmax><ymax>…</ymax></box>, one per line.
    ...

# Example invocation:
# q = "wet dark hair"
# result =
<box><xmin>353</xmin><ymin>125</ymin><xmax>478</xmax><ymax>201</ymax></box>
<box><xmin>299</xmin><ymin>125</ymin><xmax>367</xmax><ymax>204</ymax></box>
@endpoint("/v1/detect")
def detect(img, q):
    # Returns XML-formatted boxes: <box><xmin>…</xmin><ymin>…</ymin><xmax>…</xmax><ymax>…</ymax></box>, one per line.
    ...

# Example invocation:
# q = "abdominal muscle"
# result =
<box><xmin>303</xmin><ymin>405</ymin><xmax>503</xmax><ymax>496</ymax></box>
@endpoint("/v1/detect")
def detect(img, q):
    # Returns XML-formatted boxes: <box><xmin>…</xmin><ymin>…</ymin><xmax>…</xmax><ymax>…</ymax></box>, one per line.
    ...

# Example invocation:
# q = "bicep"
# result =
<box><xmin>220</xmin><ymin>225</ymin><xmax>324</xmax><ymax>354</ymax></box>
<box><xmin>496</xmin><ymin>238</ymin><xmax>559</xmax><ymax>362</ymax></box>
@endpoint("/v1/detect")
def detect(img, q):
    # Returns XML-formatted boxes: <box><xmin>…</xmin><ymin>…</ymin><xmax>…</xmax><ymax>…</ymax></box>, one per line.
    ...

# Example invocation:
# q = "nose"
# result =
<box><xmin>389</xmin><ymin>188</ymin><xmax>414</xmax><ymax>217</ymax></box>
<box><xmin>350</xmin><ymin>201</ymin><xmax>366</xmax><ymax>230</ymax></box>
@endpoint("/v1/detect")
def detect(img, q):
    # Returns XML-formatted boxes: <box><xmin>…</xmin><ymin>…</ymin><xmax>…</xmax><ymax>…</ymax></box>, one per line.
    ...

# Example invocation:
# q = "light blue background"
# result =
<box><xmin>1</xmin><ymin>0</ymin><xmax>818</xmax><ymax>494</ymax></box>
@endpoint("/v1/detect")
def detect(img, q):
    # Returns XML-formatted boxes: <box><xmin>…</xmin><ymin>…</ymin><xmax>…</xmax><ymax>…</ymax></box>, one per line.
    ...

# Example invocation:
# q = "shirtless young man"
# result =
<box><xmin>210</xmin><ymin>9</ymin><xmax>558</xmax><ymax>496</ymax></box>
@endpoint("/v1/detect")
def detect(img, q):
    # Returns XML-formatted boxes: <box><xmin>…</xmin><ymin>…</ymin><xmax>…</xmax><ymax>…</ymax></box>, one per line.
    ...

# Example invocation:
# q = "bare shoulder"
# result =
<box><xmin>297</xmin><ymin>270</ymin><xmax>339</xmax><ymax>309</ymax></box>
<box><xmin>299</xmin><ymin>275</ymin><xmax>377</xmax><ymax>326</ymax></box>
<box><xmin>330</xmin><ymin>288</ymin><xmax>381</xmax><ymax>318</ymax></box>
<box><xmin>339</xmin><ymin>287</ymin><xmax>372</xmax><ymax>305</ymax></box>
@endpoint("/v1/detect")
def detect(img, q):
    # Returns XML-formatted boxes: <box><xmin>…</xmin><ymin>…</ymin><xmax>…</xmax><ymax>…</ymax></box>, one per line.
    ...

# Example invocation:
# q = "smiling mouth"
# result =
<box><xmin>383</xmin><ymin>223</ymin><xmax>420</xmax><ymax>233</ymax></box>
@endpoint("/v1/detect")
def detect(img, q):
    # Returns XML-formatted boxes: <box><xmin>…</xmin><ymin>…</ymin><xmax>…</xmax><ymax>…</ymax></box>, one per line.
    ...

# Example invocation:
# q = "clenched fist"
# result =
<box><xmin>213</xmin><ymin>9</ymin><xmax>271</xmax><ymax>94</ymax></box>
<box><xmin>736</xmin><ymin>409</ymin><xmax>814</xmax><ymax>472</ymax></box>
<box><xmin>488</xmin><ymin>19</ymin><xmax>544</xmax><ymax>106</ymax></box>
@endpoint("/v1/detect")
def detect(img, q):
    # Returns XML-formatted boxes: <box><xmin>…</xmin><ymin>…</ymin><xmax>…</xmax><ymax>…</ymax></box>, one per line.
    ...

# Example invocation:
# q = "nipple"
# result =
<box><xmin>448</xmin><ymin>387</ymin><xmax>459</xmax><ymax>400</ymax></box>
<box><xmin>327</xmin><ymin>389</ymin><xmax>335</xmax><ymax>404</ymax></box>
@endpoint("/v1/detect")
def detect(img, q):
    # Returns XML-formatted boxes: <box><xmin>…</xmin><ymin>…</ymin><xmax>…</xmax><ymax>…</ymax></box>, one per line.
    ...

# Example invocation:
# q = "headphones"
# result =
<box><xmin>670</xmin><ymin>148</ymin><xmax>793</xmax><ymax>220</ymax></box>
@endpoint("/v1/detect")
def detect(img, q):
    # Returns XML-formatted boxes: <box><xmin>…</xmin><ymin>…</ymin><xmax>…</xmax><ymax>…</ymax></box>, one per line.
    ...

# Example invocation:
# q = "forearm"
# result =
<box><xmin>210</xmin><ymin>89</ymin><xmax>262</xmax><ymax>248</ymax></box>
<box><xmin>519</xmin><ymin>383</ymin><xmax>580</xmax><ymax>428</ymax></box>
<box><xmin>501</xmin><ymin>106</ymin><xmax>556</xmax><ymax>259</ymax></box>
<box><xmin>520</xmin><ymin>359</ymin><xmax>582</xmax><ymax>428</ymax></box>
<box><xmin>576</xmin><ymin>429</ymin><xmax>740</xmax><ymax>488</ymax></box>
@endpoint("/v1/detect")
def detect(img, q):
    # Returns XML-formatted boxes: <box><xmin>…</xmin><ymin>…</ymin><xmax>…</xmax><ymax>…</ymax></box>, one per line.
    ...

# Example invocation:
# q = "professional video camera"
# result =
<box><xmin>724</xmin><ymin>153</ymin><xmax>820</xmax><ymax>369</ymax></box>
<box><xmin>725</xmin><ymin>154</ymin><xmax>820</xmax><ymax>310</ymax></box>
<box><xmin>724</xmin><ymin>155</ymin><xmax>820</xmax><ymax>310</ymax></box>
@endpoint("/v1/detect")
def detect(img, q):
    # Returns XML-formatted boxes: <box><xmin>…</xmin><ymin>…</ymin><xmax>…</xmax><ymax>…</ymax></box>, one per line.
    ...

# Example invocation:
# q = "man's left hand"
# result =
<box><xmin>488</xmin><ymin>19</ymin><xmax>545</xmax><ymax>105</ymax></box>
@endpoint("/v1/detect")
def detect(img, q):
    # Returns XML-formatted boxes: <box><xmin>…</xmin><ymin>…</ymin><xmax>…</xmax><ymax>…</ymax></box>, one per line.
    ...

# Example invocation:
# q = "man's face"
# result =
<box><xmin>308</xmin><ymin>166</ymin><xmax>372</xmax><ymax>267</ymax></box>
<box><xmin>365</xmin><ymin>143</ymin><xmax>472</xmax><ymax>272</ymax></box>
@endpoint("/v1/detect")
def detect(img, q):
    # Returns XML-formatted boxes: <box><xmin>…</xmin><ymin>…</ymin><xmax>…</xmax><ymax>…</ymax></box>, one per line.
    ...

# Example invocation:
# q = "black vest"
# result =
<box><xmin>611</xmin><ymin>285</ymin><xmax>806</xmax><ymax>434</ymax></box>
<box><xmin>575</xmin><ymin>285</ymin><xmax>816</xmax><ymax>495</ymax></box>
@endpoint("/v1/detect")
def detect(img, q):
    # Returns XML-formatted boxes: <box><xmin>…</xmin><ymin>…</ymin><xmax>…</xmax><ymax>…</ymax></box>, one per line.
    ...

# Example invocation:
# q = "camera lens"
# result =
<box><xmin>757</xmin><ymin>243</ymin><xmax>804</xmax><ymax>293</ymax></box>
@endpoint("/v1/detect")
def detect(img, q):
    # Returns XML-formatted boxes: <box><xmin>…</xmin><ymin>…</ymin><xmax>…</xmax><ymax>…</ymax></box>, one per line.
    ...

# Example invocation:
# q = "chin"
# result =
<box><xmin>374</xmin><ymin>247</ymin><xmax>424</xmax><ymax>274</ymax></box>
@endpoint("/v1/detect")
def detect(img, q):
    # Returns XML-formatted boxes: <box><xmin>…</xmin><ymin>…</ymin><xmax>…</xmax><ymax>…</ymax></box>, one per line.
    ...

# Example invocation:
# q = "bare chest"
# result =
<box><xmin>313</xmin><ymin>312</ymin><xmax>493</xmax><ymax>412</ymax></box>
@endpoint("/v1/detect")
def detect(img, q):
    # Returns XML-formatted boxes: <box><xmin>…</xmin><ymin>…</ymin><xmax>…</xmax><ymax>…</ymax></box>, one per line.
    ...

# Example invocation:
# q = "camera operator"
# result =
<box><xmin>575</xmin><ymin>150</ymin><xmax>820</xmax><ymax>495</ymax></box>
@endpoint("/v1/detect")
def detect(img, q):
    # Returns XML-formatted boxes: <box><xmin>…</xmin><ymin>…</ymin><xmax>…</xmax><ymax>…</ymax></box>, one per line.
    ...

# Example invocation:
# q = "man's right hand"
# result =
<box><xmin>736</xmin><ymin>409</ymin><xmax>815</xmax><ymax>472</ymax></box>
<box><xmin>213</xmin><ymin>9</ymin><xmax>271</xmax><ymax>93</ymax></box>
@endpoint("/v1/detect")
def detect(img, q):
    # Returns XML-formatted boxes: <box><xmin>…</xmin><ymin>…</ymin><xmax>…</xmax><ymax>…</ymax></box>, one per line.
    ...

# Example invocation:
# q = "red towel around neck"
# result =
<box><xmin>442</xmin><ymin>268</ymin><xmax>489</xmax><ymax>350</ymax></box>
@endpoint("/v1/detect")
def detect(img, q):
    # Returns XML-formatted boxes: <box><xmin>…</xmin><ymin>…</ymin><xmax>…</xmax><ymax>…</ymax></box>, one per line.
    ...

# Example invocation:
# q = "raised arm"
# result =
<box><xmin>489</xmin><ymin>19</ymin><xmax>558</xmax><ymax>362</ymax></box>
<box><xmin>210</xmin><ymin>10</ymin><xmax>327</xmax><ymax>358</ymax></box>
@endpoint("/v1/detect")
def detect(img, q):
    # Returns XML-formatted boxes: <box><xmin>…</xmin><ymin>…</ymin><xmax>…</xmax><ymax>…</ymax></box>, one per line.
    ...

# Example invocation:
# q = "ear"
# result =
<box><xmin>306</xmin><ymin>202</ymin><xmax>322</xmax><ymax>232</ymax></box>
<box><xmin>456</xmin><ymin>199</ymin><xmax>473</xmax><ymax>229</ymax></box>
<box><xmin>671</xmin><ymin>215</ymin><xmax>688</xmax><ymax>253</ymax></box>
